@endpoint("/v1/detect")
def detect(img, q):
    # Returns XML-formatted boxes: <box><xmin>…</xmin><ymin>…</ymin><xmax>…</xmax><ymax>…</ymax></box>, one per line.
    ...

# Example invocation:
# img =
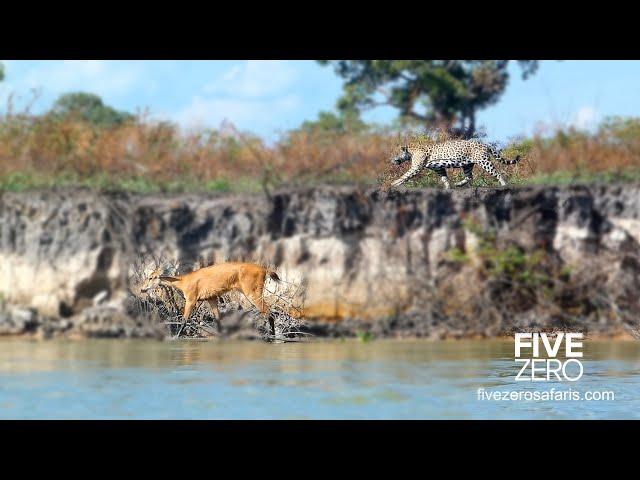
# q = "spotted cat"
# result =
<box><xmin>390</xmin><ymin>139</ymin><xmax>521</xmax><ymax>189</ymax></box>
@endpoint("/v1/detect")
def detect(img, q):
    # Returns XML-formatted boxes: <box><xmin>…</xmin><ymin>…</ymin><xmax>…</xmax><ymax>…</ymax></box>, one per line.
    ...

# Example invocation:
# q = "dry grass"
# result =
<box><xmin>0</xmin><ymin>109</ymin><xmax>388</xmax><ymax>192</ymax></box>
<box><xmin>1</xmin><ymin>105</ymin><xmax>639</xmax><ymax>191</ymax></box>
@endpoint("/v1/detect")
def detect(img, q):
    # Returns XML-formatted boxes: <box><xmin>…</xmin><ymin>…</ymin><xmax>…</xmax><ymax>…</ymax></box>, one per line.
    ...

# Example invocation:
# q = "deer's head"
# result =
<box><xmin>140</xmin><ymin>266</ymin><xmax>179</xmax><ymax>293</ymax></box>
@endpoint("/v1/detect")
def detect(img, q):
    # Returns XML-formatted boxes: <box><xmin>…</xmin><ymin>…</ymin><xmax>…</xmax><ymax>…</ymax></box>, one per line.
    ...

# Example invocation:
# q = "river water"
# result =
<box><xmin>0</xmin><ymin>338</ymin><xmax>638</xmax><ymax>419</ymax></box>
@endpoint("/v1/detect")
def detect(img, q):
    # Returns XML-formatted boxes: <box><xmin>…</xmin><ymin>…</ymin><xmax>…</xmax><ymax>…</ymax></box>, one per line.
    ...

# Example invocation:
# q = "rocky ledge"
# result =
<box><xmin>1</xmin><ymin>184</ymin><xmax>639</xmax><ymax>339</ymax></box>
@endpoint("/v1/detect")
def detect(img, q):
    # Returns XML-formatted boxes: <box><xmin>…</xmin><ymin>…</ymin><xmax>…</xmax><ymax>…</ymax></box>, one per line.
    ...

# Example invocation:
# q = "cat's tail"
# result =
<box><xmin>487</xmin><ymin>144</ymin><xmax>521</xmax><ymax>165</ymax></box>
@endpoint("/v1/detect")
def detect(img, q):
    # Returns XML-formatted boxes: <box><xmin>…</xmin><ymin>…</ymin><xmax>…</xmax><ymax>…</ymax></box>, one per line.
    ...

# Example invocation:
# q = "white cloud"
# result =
<box><xmin>174</xmin><ymin>94</ymin><xmax>301</xmax><ymax>132</ymax></box>
<box><xmin>171</xmin><ymin>61</ymin><xmax>302</xmax><ymax>136</ymax></box>
<box><xmin>570</xmin><ymin>106</ymin><xmax>599</xmax><ymax>130</ymax></box>
<box><xmin>20</xmin><ymin>60</ymin><xmax>143</xmax><ymax>98</ymax></box>
<box><xmin>203</xmin><ymin>60</ymin><xmax>297</xmax><ymax>98</ymax></box>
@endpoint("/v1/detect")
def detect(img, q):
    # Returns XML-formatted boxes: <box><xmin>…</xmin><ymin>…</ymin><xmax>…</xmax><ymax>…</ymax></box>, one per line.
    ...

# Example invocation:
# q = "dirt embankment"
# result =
<box><xmin>1</xmin><ymin>184</ymin><xmax>639</xmax><ymax>339</ymax></box>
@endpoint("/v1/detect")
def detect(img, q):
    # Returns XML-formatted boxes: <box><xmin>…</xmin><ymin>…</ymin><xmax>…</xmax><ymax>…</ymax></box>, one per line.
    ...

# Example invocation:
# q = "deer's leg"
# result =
<box><xmin>207</xmin><ymin>298</ymin><xmax>220</xmax><ymax>319</ymax></box>
<box><xmin>246</xmin><ymin>290</ymin><xmax>268</xmax><ymax>316</ymax></box>
<box><xmin>268</xmin><ymin>315</ymin><xmax>276</xmax><ymax>337</ymax></box>
<box><xmin>182</xmin><ymin>297</ymin><xmax>197</xmax><ymax>320</ymax></box>
<box><xmin>244</xmin><ymin>282</ymin><xmax>275</xmax><ymax>336</ymax></box>
<box><xmin>249</xmin><ymin>292</ymin><xmax>275</xmax><ymax>337</ymax></box>
<box><xmin>207</xmin><ymin>297</ymin><xmax>222</xmax><ymax>332</ymax></box>
<box><xmin>239</xmin><ymin>275</ymin><xmax>268</xmax><ymax>314</ymax></box>
<box><xmin>174</xmin><ymin>296</ymin><xmax>197</xmax><ymax>337</ymax></box>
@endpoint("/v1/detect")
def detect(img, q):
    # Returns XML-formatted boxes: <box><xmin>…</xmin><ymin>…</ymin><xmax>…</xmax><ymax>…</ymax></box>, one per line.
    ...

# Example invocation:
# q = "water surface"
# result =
<box><xmin>0</xmin><ymin>338</ymin><xmax>638</xmax><ymax>419</ymax></box>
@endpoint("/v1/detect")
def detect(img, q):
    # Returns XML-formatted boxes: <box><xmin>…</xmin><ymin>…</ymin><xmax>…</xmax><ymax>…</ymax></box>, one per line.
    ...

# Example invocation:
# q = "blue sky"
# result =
<box><xmin>1</xmin><ymin>60</ymin><xmax>639</xmax><ymax>142</ymax></box>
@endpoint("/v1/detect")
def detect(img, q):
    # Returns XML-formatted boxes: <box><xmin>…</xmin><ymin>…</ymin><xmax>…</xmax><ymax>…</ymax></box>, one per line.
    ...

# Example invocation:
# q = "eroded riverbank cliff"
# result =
<box><xmin>1</xmin><ymin>184</ymin><xmax>639</xmax><ymax>339</ymax></box>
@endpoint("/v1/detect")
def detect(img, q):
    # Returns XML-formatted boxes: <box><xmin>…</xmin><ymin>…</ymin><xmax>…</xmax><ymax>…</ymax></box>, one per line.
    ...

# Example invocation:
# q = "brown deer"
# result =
<box><xmin>140</xmin><ymin>262</ymin><xmax>294</xmax><ymax>336</ymax></box>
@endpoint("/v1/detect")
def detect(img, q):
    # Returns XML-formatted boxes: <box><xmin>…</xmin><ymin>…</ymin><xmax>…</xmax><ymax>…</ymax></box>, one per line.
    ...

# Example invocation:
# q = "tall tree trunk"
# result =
<box><xmin>468</xmin><ymin>106</ymin><xmax>476</xmax><ymax>138</ymax></box>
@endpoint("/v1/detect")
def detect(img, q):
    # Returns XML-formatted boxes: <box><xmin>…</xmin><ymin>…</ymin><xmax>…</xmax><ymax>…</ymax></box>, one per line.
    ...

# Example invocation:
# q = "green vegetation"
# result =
<box><xmin>451</xmin><ymin>218</ymin><xmax>572</xmax><ymax>307</ymax></box>
<box><xmin>0</xmin><ymin>60</ymin><xmax>638</xmax><ymax>193</ymax></box>
<box><xmin>481</xmin><ymin>245</ymin><xmax>548</xmax><ymax>288</ymax></box>
<box><xmin>501</xmin><ymin>138</ymin><xmax>534</xmax><ymax>159</ymax></box>
<box><xmin>50</xmin><ymin>92</ymin><xmax>133</xmax><ymax>127</ymax></box>
<box><xmin>296</xmin><ymin>109</ymin><xmax>369</xmax><ymax>136</ymax></box>
<box><xmin>518</xmin><ymin>169</ymin><xmax>640</xmax><ymax>186</ymax></box>
<box><xmin>446</xmin><ymin>247</ymin><xmax>470</xmax><ymax>264</ymax></box>
<box><xmin>320</xmin><ymin>60</ymin><xmax>538</xmax><ymax>136</ymax></box>
<box><xmin>2</xmin><ymin>113</ymin><xmax>639</xmax><ymax>192</ymax></box>
<box><xmin>356</xmin><ymin>331</ymin><xmax>374</xmax><ymax>343</ymax></box>
<box><xmin>437</xmin><ymin>213</ymin><xmax>635</xmax><ymax>328</ymax></box>
<box><xmin>0</xmin><ymin>171</ymin><xmax>249</xmax><ymax>194</ymax></box>
<box><xmin>433</xmin><ymin>215</ymin><xmax>635</xmax><ymax>330</ymax></box>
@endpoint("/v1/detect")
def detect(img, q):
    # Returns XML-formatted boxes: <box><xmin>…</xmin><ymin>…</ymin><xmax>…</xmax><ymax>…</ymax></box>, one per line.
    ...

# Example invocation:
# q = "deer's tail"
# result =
<box><xmin>264</xmin><ymin>270</ymin><xmax>304</xmax><ymax>319</ymax></box>
<box><xmin>266</xmin><ymin>270</ymin><xmax>281</xmax><ymax>282</ymax></box>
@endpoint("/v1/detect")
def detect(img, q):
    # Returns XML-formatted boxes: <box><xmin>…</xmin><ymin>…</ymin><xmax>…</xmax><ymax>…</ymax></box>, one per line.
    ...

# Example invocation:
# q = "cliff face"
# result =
<box><xmin>1</xmin><ymin>185</ymin><xmax>639</xmax><ymax>337</ymax></box>
<box><xmin>0</xmin><ymin>191</ymin><xmax>130</xmax><ymax>316</ymax></box>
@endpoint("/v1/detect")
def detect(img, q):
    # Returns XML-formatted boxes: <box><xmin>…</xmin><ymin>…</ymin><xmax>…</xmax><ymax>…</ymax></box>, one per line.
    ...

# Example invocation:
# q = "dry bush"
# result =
<box><xmin>1</xmin><ymin>97</ymin><xmax>639</xmax><ymax>191</ymax></box>
<box><xmin>532</xmin><ymin>130</ymin><xmax>640</xmax><ymax>175</ymax></box>
<box><xmin>402</xmin><ymin>224</ymin><xmax>640</xmax><ymax>338</ymax></box>
<box><xmin>0</xmin><ymin>106</ymin><xmax>390</xmax><ymax>189</ymax></box>
<box><xmin>126</xmin><ymin>253</ymin><xmax>308</xmax><ymax>341</ymax></box>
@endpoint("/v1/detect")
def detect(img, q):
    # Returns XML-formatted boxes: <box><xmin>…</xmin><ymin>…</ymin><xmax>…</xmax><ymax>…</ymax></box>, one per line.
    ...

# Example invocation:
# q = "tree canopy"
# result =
<box><xmin>50</xmin><ymin>92</ymin><xmax>133</xmax><ymax>127</ymax></box>
<box><xmin>297</xmin><ymin>109</ymin><xmax>368</xmax><ymax>135</ymax></box>
<box><xmin>319</xmin><ymin>60</ymin><xmax>539</xmax><ymax>137</ymax></box>
<box><xmin>0</xmin><ymin>62</ymin><xmax>4</xmax><ymax>82</ymax></box>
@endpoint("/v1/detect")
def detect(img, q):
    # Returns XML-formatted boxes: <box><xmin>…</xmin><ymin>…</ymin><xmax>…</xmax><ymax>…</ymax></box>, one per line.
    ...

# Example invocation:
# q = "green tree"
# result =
<box><xmin>319</xmin><ymin>60</ymin><xmax>539</xmax><ymax>137</ymax></box>
<box><xmin>298</xmin><ymin>109</ymin><xmax>368</xmax><ymax>135</ymax></box>
<box><xmin>50</xmin><ymin>92</ymin><xmax>133</xmax><ymax>127</ymax></box>
<box><xmin>598</xmin><ymin>116</ymin><xmax>640</xmax><ymax>143</ymax></box>
<box><xmin>0</xmin><ymin>62</ymin><xmax>4</xmax><ymax>82</ymax></box>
